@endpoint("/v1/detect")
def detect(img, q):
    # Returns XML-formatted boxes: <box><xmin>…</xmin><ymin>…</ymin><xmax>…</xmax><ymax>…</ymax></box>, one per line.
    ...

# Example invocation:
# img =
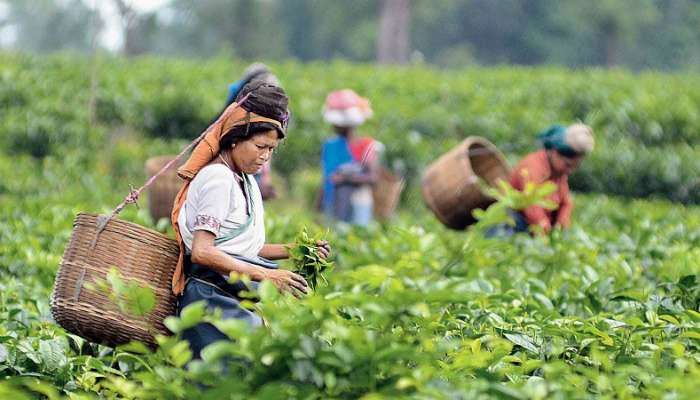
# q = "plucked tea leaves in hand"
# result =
<box><xmin>288</xmin><ymin>228</ymin><xmax>333</xmax><ymax>290</ymax></box>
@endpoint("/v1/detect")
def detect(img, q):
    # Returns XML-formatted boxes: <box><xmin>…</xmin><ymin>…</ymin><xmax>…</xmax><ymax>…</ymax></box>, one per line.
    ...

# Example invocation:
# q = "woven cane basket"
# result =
<box><xmin>145</xmin><ymin>156</ymin><xmax>183</xmax><ymax>222</ymax></box>
<box><xmin>51</xmin><ymin>212</ymin><xmax>180</xmax><ymax>347</ymax></box>
<box><xmin>373</xmin><ymin>167</ymin><xmax>405</xmax><ymax>220</ymax></box>
<box><xmin>422</xmin><ymin>136</ymin><xmax>511</xmax><ymax>230</ymax></box>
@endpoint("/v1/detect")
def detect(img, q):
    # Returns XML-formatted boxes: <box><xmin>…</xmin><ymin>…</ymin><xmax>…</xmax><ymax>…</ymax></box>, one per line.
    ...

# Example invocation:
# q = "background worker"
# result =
<box><xmin>508</xmin><ymin>123</ymin><xmax>595</xmax><ymax>234</ymax></box>
<box><xmin>320</xmin><ymin>89</ymin><xmax>382</xmax><ymax>226</ymax></box>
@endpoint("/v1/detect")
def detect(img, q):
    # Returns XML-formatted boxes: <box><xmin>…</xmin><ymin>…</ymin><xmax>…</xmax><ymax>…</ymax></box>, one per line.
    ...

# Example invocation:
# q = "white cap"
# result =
<box><xmin>565</xmin><ymin>123</ymin><xmax>595</xmax><ymax>155</ymax></box>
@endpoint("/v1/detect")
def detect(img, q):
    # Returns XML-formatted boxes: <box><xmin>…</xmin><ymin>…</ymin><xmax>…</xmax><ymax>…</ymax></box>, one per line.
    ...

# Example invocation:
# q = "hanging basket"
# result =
<box><xmin>421</xmin><ymin>136</ymin><xmax>511</xmax><ymax>230</ymax></box>
<box><xmin>145</xmin><ymin>156</ymin><xmax>183</xmax><ymax>222</ymax></box>
<box><xmin>51</xmin><ymin>213</ymin><xmax>180</xmax><ymax>347</ymax></box>
<box><xmin>372</xmin><ymin>167</ymin><xmax>405</xmax><ymax>220</ymax></box>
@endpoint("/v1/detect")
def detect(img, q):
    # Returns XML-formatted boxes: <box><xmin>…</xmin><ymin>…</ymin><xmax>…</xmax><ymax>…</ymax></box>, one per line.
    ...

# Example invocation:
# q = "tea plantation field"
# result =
<box><xmin>1</xmin><ymin>54</ymin><xmax>699</xmax><ymax>398</ymax></box>
<box><xmin>1</xmin><ymin>150</ymin><xmax>700</xmax><ymax>399</ymax></box>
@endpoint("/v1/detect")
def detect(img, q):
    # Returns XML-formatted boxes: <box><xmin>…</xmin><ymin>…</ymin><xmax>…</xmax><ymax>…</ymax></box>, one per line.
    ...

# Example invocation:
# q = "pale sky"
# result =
<box><xmin>0</xmin><ymin>0</ymin><xmax>172</xmax><ymax>51</ymax></box>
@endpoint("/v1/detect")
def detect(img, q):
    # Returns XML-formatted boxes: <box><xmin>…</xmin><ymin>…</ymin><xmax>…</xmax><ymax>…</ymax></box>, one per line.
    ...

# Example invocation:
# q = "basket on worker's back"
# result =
<box><xmin>373</xmin><ymin>167</ymin><xmax>405</xmax><ymax>220</ymax></box>
<box><xmin>422</xmin><ymin>136</ymin><xmax>511</xmax><ymax>230</ymax></box>
<box><xmin>145</xmin><ymin>156</ymin><xmax>183</xmax><ymax>222</ymax></box>
<box><xmin>51</xmin><ymin>213</ymin><xmax>180</xmax><ymax>347</ymax></box>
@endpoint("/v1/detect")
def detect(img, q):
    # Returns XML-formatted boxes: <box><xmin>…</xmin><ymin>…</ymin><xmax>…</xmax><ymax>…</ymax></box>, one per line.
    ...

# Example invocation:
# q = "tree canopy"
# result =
<box><xmin>2</xmin><ymin>0</ymin><xmax>699</xmax><ymax>71</ymax></box>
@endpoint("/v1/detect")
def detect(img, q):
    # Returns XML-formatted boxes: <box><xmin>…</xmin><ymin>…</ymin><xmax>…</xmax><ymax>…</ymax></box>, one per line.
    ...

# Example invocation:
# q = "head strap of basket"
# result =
<box><xmin>170</xmin><ymin>83</ymin><xmax>289</xmax><ymax>295</ymax></box>
<box><xmin>322</xmin><ymin>89</ymin><xmax>373</xmax><ymax>128</ymax></box>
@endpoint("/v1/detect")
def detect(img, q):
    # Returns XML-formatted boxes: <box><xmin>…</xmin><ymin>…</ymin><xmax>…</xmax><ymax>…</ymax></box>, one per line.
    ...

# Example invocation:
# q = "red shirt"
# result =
<box><xmin>348</xmin><ymin>137</ymin><xmax>378</xmax><ymax>164</ymax></box>
<box><xmin>509</xmin><ymin>150</ymin><xmax>572</xmax><ymax>230</ymax></box>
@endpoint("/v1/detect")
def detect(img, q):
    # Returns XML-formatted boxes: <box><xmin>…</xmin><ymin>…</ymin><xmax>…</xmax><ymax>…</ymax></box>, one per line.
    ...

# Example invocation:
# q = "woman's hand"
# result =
<box><xmin>262</xmin><ymin>269</ymin><xmax>308</xmax><ymax>298</ymax></box>
<box><xmin>536</xmin><ymin>220</ymin><xmax>552</xmax><ymax>235</ymax></box>
<box><xmin>314</xmin><ymin>240</ymin><xmax>331</xmax><ymax>260</ymax></box>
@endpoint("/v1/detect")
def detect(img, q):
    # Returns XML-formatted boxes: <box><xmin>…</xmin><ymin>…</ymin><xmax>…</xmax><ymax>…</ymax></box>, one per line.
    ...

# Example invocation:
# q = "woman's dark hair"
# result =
<box><xmin>219</xmin><ymin>82</ymin><xmax>289</xmax><ymax>150</ymax></box>
<box><xmin>220</xmin><ymin>122</ymin><xmax>281</xmax><ymax>150</ymax></box>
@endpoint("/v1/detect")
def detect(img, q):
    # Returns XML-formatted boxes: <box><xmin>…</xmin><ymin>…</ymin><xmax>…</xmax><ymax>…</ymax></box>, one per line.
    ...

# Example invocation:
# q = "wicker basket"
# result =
<box><xmin>145</xmin><ymin>156</ymin><xmax>183</xmax><ymax>222</ymax></box>
<box><xmin>51</xmin><ymin>213</ymin><xmax>180</xmax><ymax>347</ymax></box>
<box><xmin>421</xmin><ymin>136</ymin><xmax>511</xmax><ymax>230</ymax></box>
<box><xmin>373</xmin><ymin>167</ymin><xmax>404</xmax><ymax>220</ymax></box>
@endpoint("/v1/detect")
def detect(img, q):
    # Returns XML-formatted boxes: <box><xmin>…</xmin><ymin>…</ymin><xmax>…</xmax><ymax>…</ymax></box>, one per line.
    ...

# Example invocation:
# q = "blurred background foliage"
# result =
<box><xmin>1</xmin><ymin>0</ymin><xmax>700</xmax><ymax>71</ymax></box>
<box><xmin>1</xmin><ymin>53</ymin><xmax>700</xmax><ymax>207</ymax></box>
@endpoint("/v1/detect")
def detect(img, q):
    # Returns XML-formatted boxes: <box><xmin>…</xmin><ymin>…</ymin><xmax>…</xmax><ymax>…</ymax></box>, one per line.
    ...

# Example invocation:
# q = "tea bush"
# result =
<box><xmin>1</xmin><ymin>52</ymin><xmax>699</xmax><ymax>398</ymax></box>
<box><xmin>1</xmin><ymin>147</ymin><xmax>699</xmax><ymax>398</ymax></box>
<box><xmin>2</xmin><ymin>53</ymin><xmax>700</xmax><ymax>201</ymax></box>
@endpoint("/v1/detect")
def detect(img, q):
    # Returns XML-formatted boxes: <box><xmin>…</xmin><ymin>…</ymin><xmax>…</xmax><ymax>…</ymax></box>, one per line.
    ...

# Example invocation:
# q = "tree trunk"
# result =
<box><xmin>123</xmin><ymin>20</ymin><xmax>141</xmax><ymax>56</ymax></box>
<box><xmin>600</xmin><ymin>16</ymin><xmax>620</xmax><ymax>68</ymax></box>
<box><xmin>376</xmin><ymin>0</ymin><xmax>411</xmax><ymax>64</ymax></box>
<box><xmin>111</xmin><ymin>0</ymin><xmax>139</xmax><ymax>56</ymax></box>
<box><xmin>604</xmin><ymin>28</ymin><xmax>619</xmax><ymax>67</ymax></box>
<box><xmin>88</xmin><ymin>0</ymin><xmax>100</xmax><ymax>126</ymax></box>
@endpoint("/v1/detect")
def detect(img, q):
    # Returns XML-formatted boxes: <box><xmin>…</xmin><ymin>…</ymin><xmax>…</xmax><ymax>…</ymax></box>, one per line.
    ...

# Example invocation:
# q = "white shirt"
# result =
<box><xmin>177</xmin><ymin>164</ymin><xmax>265</xmax><ymax>258</ymax></box>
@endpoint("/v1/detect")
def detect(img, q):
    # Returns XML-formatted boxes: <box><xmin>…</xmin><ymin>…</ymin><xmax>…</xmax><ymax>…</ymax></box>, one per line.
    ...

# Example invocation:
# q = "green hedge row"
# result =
<box><xmin>2</xmin><ymin>53</ymin><xmax>700</xmax><ymax>202</ymax></box>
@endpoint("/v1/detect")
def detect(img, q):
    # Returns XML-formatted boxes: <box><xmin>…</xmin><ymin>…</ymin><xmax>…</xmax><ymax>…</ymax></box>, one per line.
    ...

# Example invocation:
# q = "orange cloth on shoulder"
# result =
<box><xmin>170</xmin><ymin>101</ymin><xmax>283</xmax><ymax>295</ymax></box>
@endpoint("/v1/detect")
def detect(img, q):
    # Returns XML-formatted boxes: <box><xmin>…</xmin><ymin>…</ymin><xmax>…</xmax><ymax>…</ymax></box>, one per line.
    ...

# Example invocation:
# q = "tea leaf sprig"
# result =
<box><xmin>288</xmin><ymin>228</ymin><xmax>333</xmax><ymax>290</ymax></box>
